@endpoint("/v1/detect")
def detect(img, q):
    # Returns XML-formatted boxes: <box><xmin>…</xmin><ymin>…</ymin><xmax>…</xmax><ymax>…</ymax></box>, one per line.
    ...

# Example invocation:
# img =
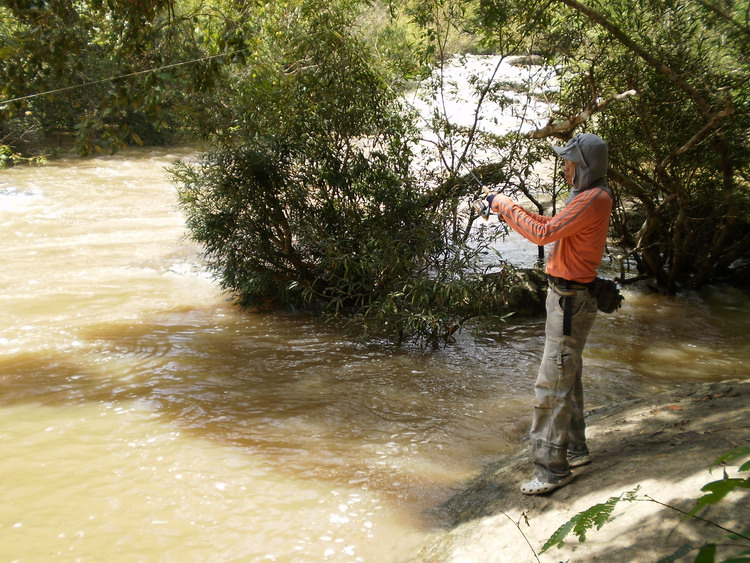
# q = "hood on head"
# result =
<box><xmin>552</xmin><ymin>133</ymin><xmax>608</xmax><ymax>192</ymax></box>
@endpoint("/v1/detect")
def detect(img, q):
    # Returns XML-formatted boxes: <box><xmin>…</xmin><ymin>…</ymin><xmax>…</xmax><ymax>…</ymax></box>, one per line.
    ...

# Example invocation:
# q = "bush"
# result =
<box><xmin>173</xmin><ymin>2</ymin><xmax>515</xmax><ymax>346</ymax></box>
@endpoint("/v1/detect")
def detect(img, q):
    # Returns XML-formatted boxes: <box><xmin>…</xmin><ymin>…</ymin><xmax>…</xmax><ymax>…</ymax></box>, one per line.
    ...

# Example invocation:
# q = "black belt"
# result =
<box><xmin>548</xmin><ymin>276</ymin><xmax>590</xmax><ymax>337</ymax></box>
<box><xmin>548</xmin><ymin>275</ymin><xmax>591</xmax><ymax>289</ymax></box>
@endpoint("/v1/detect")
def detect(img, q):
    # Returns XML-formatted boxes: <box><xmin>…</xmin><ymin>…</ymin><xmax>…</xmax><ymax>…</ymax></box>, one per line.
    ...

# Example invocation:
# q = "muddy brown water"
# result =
<box><xmin>1</xmin><ymin>148</ymin><xmax>748</xmax><ymax>561</ymax></box>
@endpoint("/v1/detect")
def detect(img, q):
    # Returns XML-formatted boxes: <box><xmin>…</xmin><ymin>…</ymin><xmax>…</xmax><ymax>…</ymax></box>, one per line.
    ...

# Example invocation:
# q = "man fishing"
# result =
<box><xmin>486</xmin><ymin>132</ymin><xmax>613</xmax><ymax>494</ymax></box>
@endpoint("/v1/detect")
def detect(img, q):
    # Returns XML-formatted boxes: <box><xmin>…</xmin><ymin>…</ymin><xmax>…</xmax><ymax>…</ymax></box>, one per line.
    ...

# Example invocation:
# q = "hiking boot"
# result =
<box><xmin>567</xmin><ymin>452</ymin><xmax>592</xmax><ymax>468</ymax></box>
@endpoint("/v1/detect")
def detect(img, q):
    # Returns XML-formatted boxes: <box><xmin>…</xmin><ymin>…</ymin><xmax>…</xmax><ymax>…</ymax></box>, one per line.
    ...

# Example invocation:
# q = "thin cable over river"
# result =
<box><xmin>1</xmin><ymin>148</ymin><xmax>748</xmax><ymax>561</ymax></box>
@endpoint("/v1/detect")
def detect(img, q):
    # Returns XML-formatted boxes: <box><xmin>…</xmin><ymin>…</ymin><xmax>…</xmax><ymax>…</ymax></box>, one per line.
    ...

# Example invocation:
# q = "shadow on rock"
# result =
<box><xmin>423</xmin><ymin>379</ymin><xmax>750</xmax><ymax>561</ymax></box>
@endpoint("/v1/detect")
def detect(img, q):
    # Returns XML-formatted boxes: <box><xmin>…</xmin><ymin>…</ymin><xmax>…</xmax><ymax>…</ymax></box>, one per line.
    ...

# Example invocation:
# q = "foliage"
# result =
<box><xmin>690</xmin><ymin>447</ymin><xmax>750</xmax><ymax>517</ymax></box>
<box><xmin>172</xmin><ymin>0</ymin><xmax>517</xmax><ymax>347</ymax></box>
<box><xmin>354</xmin><ymin>2</ymin><xmax>432</xmax><ymax>79</ymax></box>
<box><xmin>471</xmin><ymin>0</ymin><xmax>750</xmax><ymax>291</ymax></box>
<box><xmin>541</xmin><ymin>487</ymin><xmax>641</xmax><ymax>553</ymax></box>
<box><xmin>3</xmin><ymin>0</ymin><xmax>750</xmax><ymax>320</ymax></box>
<box><xmin>17</xmin><ymin>0</ymin><xmax>750</xmax><ymax>337</ymax></box>
<box><xmin>541</xmin><ymin>447</ymin><xmax>750</xmax><ymax>562</ymax></box>
<box><xmin>0</xmin><ymin>0</ymin><xmax>436</xmax><ymax>158</ymax></box>
<box><xmin>0</xmin><ymin>0</ymin><xmax>240</xmax><ymax>155</ymax></box>
<box><xmin>0</xmin><ymin>142</ymin><xmax>45</xmax><ymax>168</ymax></box>
<box><xmin>0</xmin><ymin>0</ymin><xmax>527</xmax><ymax>344</ymax></box>
<box><xmin>389</xmin><ymin>0</ymin><xmax>490</xmax><ymax>59</ymax></box>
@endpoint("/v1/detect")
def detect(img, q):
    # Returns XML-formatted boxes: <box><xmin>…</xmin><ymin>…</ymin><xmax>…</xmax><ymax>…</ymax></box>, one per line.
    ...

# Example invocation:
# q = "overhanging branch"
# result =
<box><xmin>554</xmin><ymin>0</ymin><xmax>713</xmax><ymax>116</ymax></box>
<box><xmin>526</xmin><ymin>89</ymin><xmax>638</xmax><ymax>139</ymax></box>
<box><xmin>659</xmin><ymin>100</ymin><xmax>735</xmax><ymax>171</ymax></box>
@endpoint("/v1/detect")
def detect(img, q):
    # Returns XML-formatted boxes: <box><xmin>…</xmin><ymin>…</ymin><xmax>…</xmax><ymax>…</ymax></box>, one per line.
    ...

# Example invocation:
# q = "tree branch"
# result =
<box><xmin>526</xmin><ymin>89</ymin><xmax>638</xmax><ymax>139</ymax></box>
<box><xmin>658</xmin><ymin>100</ymin><xmax>735</xmax><ymax>171</ymax></box>
<box><xmin>554</xmin><ymin>0</ymin><xmax>713</xmax><ymax>116</ymax></box>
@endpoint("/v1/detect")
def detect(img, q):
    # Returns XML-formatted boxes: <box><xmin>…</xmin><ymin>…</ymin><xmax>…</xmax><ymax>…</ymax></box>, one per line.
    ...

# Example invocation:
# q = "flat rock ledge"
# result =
<box><xmin>417</xmin><ymin>379</ymin><xmax>750</xmax><ymax>562</ymax></box>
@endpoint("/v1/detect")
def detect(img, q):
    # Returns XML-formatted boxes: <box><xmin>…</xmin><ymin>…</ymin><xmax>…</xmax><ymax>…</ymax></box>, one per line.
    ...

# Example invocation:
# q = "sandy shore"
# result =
<box><xmin>417</xmin><ymin>378</ymin><xmax>750</xmax><ymax>562</ymax></box>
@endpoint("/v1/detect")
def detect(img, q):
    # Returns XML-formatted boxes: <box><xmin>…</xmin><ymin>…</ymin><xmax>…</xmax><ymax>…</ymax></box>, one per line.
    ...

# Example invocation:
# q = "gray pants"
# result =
<box><xmin>531</xmin><ymin>284</ymin><xmax>598</xmax><ymax>481</ymax></box>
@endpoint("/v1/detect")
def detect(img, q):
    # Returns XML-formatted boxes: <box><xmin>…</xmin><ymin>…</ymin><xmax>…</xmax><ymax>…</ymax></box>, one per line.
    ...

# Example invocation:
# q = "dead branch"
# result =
<box><xmin>526</xmin><ymin>89</ymin><xmax>638</xmax><ymax>139</ymax></box>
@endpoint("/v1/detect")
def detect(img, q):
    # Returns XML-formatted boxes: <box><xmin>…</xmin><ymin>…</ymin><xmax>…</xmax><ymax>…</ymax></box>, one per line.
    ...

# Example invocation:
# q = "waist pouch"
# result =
<box><xmin>587</xmin><ymin>277</ymin><xmax>624</xmax><ymax>313</ymax></box>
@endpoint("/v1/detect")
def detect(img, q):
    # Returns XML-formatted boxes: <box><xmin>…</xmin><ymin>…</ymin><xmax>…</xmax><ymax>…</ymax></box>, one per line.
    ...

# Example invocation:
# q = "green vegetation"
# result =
<box><xmin>2</xmin><ymin>0</ymin><xmax>749</xmax><ymax>343</ymax></box>
<box><xmin>473</xmin><ymin>0</ymin><xmax>750</xmax><ymax>291</ymax></box>
<box><xmin>0</xmin><ymin>0</ymin><xmax>197</xmax><ymax>155</ymax></box>
<box><xmin>541</xmin><ymin>447</ymin><xmax>750</xmax><ymax>562</ymax></box>
<box><xmin>171</xmin><ymin>1</ymin><xmax>515</xmax><ymax>347</ymax></box>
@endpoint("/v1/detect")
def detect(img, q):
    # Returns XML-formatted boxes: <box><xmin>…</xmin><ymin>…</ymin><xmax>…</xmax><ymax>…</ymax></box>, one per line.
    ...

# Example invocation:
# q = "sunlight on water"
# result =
<box><xmin>1</xmin><ymin>147</ymin><xmax>748</xmax><ymax>561</ymax></box>
<box><xmin>588</xmin><ymin>285</ymin><xmax>750</xmax><ymax>384</ymax></box>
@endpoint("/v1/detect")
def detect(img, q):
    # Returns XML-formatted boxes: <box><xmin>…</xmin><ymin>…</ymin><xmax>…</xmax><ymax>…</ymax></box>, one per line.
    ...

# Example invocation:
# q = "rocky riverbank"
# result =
<box><xmin>417</xmin><ymin>379</ymin><xmax>750</xmax><ymax>562</ymax></box>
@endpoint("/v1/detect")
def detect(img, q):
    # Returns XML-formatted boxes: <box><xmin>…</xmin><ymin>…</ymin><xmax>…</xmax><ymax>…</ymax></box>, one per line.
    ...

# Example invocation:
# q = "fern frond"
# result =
<box><xmin>573</xmin><ymin>495</ymin><xmax>621</xmax><ymax>540</ymax></box>
<box><xmin>624</xmin><ymin>485</ymin><xmax>642</xmax><ymax>501</ymax></box>
<box><xmin>539</xmin><ymin>488</ymin><xmax>640</xmax><ymax>553</ymax></box>
<box><xmin>540</xmin><ymin>516</ymin><xmax>578</xmax><ymax>553</ymax></box>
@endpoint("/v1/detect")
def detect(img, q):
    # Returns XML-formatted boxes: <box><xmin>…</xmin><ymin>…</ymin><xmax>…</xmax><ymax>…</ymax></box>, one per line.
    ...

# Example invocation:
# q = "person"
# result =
<box><xmin>487</xmin><ymin>132</ymin><xmax>613</xmax><ymax>495</ymax></box>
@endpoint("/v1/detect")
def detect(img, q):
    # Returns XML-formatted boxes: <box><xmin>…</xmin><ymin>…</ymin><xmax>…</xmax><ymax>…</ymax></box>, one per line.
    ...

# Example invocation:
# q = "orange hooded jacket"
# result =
<box><xmin>490</xmin><ymin>187</ymin><xmax>612</xmax><ymax>284</ymax></box>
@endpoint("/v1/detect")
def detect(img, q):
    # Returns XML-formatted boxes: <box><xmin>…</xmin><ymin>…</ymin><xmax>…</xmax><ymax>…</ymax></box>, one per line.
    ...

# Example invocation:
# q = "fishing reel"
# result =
<box><xmin>471</xmin><ymin>198</ymin><xmax>493</xmax><ymax>221</ymax></box>
<box><xmin>471</xmin><ymin>186</ymin><xmax>497</xmax><ymax>221</ymax></box>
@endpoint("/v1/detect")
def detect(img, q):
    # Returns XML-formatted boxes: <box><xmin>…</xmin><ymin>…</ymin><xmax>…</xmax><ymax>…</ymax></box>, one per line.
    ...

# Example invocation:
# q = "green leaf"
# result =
<box><xmin>540</xmin><ymin>490</ymin><xmax>636</xmax><ymax>553</ymax></box>
<box><xmin>656</xmin><ymin>543</ymin><xmax>694</xmax><ymax>563</ymax></box>
<box><xmin>693</xmin><ymin>543</ymin><xmax>716</xmax><ymax>563</ymax></box>
<box><xmin>714</xmin><ymin>447</ymin><xmax>750</xmax><ymax>467</ymax></box>
<box><xmin>541</xmin><ymin>516</ymin><xmax>578</xmax><ymax>553</ymax></box>
<box><xmin>690</xmin><ymin>478</ymin><xmax>750</xmax><ymax>515</ymax></box>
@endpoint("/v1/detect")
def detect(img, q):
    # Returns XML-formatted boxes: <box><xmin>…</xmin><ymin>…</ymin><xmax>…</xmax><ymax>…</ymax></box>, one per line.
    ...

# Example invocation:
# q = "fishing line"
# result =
<box><xmin>0</xmin><ymin>47</ymin><xmax>251</xmax><ymax>106</ymax></box>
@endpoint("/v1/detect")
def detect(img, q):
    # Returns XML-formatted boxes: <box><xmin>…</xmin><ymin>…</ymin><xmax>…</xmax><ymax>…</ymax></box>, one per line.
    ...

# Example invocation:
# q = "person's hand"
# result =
<box><xmin>485</xmin><ymin>192</ymin><xmax>507</xmax><ymax>223</ymax></box>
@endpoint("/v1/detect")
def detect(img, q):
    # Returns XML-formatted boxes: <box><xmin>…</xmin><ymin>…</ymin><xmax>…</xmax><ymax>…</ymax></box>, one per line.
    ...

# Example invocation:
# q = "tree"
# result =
<box><xmin>0</xmin><ymin>0</ymin><xmax>226</xmax><ymax>156</ymax></box>
<box><xmin>172</xmin><ymin>0</ymin><xmax>519</xmax><ymax>347</ymax></box>
<box><xmin>472</xmin><ymin>0</ymin><xmax>750</xmax><ymax>291</ymax></box>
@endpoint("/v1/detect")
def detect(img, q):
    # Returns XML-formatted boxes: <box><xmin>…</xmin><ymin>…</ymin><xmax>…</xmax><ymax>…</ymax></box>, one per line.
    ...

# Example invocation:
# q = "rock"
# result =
<box><xmin>506</xmin><ymin>55</ymin><xmax>545</xmax><ymax>67</ymax></box>
<box><xmin>416</xmin><ymin>379</ymin><xmax>750</xmax><ymax>562</ymax></box>
<box><xmin>504</xmin><ymin>267</ymin><xmax>547</xmax><ymax>315</ymax></box>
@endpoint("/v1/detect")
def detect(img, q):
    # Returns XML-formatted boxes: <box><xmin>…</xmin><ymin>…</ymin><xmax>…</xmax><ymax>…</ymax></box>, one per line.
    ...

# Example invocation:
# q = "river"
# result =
<box><xmin>1</xmin><ymin>147</ymin><xmax>749</xmax><ymax>562</ymax></box>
